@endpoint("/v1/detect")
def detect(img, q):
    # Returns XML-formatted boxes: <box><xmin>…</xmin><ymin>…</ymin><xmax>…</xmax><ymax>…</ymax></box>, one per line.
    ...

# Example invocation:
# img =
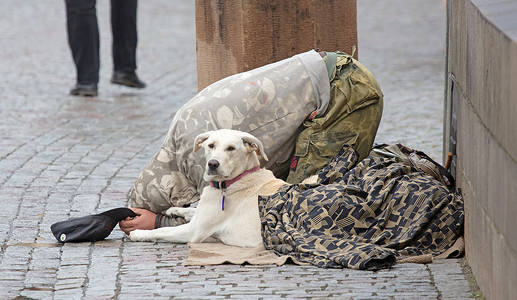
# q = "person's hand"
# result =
<box><xmin>119</xmin><ymin>207</ymin><xmax>157</xmax><ymax>235</ymax></box>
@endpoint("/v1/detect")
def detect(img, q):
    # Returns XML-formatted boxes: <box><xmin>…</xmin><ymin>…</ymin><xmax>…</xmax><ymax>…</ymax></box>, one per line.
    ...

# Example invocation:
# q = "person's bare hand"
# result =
<box><xmin>119</xmin><ymin>207</ymin><xmax>157</xmax><ymax>235</ymax></box>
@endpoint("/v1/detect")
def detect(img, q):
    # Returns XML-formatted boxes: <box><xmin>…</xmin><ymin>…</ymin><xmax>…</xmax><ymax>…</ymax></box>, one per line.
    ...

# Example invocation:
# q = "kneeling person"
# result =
<box><xmin>119</xmin><ymin>50</ymin><xmax>383</xmax><ymax>234</ymax></box>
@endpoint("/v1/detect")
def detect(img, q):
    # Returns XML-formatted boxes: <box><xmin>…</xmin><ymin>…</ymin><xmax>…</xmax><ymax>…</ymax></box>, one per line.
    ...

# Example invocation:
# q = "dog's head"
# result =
<box><xmin>194</xmin><ymin>129</ymin><xmax>268</xmax><ymax>182</ymax></box>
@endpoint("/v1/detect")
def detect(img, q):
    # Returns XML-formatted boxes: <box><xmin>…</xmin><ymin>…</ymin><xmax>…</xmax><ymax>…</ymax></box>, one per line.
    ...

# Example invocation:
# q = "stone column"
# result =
<box><xmin>195</xmin><ymin>0</ymin><xmax>357</xmax><ymax>91</ymax></box>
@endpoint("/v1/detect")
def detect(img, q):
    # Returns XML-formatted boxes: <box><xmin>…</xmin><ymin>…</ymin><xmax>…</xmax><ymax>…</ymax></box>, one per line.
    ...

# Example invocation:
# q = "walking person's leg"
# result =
<box><xmin>110</xmin><ymin>0</ymin><xmax>146</xmax><ymax>88</ymax></box>
<box><xmin>65</xmin><ymin>0</ymin><xmax>99</xmax><ymax>96</ymax></box>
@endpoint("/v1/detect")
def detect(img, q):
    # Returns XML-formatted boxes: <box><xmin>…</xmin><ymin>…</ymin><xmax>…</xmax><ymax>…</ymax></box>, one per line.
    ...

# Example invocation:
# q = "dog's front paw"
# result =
<box><xmin>165</xmin><ymin>207</ymin><xmax>196</xmax><ymax>221</ymax></box>
<box><xmin>129</xmin><ymin>229</ymin><xmax>154</xmax><ymax>242</ymax></box>
<box><xmin>165</xmin><ymin>207</ymin><xmax>181</xmax><ymax>217</ymax></box>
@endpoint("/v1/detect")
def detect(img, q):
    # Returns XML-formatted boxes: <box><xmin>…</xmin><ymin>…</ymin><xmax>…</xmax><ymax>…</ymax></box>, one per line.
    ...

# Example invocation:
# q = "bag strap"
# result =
<box><xmin>371</xmin><ymin>143</ymin><xmax>456</xmax><ymax>191</ymax></box>
<box><xmin>324</xmin><ymin>52</ymin><xmax>338</xmax><ymax>81</ymax></box>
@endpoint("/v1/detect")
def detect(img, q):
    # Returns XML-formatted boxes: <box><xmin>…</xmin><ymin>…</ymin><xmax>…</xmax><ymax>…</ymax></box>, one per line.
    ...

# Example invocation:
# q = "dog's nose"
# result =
<box><xmin>207</xmin><ymin>159</ymin><xmax>219</xmax><ymax>170</ymax></box>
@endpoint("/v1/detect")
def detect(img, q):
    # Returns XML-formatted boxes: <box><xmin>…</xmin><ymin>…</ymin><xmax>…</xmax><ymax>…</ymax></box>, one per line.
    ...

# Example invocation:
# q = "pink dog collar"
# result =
<box><xmin>209</xmin><ymin>166</ymin><xmax>261</xmax><ymax>211</ymax></box>
<box><xmin>209</xmin><ymin>166</ymin><xmax>261</xmax><ymax>190</ymax></box>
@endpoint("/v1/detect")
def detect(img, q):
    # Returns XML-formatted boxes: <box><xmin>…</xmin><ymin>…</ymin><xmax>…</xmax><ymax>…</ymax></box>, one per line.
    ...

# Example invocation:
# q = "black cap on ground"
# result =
<box><xmin>50</xmin><ymin>207</ymin><xmax>137</xmax><ymax>243</ymax></box>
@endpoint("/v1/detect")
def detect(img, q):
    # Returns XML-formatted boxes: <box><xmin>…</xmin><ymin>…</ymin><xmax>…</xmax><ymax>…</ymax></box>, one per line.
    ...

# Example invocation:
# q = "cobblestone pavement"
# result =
<box><xmin>360</xmin><ymin>0</ymin><xmax>448</xmax><ymax>162</ymax></box>
<box><xmin>0</xmin><ymin>0</ymin><xmax>474</xmax><ymax>299</ymax></box>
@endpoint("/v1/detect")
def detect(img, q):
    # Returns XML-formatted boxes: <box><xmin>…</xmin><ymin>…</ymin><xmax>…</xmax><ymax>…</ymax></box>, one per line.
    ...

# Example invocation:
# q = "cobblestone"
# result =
<box><xmin>0</xmin><ymin>0</ymin><xmax>474</xmax><ymax>299</ymax></box>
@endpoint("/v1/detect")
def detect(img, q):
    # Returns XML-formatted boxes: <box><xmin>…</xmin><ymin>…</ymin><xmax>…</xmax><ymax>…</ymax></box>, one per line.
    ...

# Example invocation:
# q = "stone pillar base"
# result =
<box><xmin>195</xmin><ymin>0</ymin><xmax>357</xmax><ymax>91</ymax></box>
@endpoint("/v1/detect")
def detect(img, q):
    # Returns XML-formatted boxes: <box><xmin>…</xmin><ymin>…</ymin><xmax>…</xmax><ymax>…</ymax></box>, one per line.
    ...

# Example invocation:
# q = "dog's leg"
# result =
<box><xmin>129</xmin><ymin>219</ymin><xmax>217</xmax><ymax>243</ymax></box>
<box><xmin>165</xmin><ymin>207</ymin><xmax>196</xmax><ymax>222</ymax></box>
<box><xmin>130</xmin><ymin>223</ymin><xmax>192</xmax><ymax>243</ymax></box>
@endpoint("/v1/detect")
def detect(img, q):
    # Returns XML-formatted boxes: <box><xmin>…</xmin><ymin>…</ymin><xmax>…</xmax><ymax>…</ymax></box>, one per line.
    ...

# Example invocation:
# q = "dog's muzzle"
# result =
<box><xmin>207</xmin><ymin>159</ymin><xmax>220</xmax><ymax>175</ymax></box>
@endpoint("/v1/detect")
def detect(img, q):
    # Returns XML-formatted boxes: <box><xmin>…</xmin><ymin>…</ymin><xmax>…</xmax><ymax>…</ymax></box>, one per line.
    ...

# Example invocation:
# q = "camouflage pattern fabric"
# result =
<box><xmin>286</xmin><ymin>52</ymin><xmax>383</xmax><ymax>183</ymax></box>
<box><xmin>259</xmin><ymin>145</ymin><xmax>464</xmax><ymax>270</ymax></box>
<box><xmin>129</xmin><ymin>50</ymin><xmax>330</xmax><ymax>216</ymax></box>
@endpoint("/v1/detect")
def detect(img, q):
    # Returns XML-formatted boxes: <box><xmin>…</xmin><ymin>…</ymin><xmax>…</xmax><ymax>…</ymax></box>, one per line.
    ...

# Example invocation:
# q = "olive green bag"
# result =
<box><xmin>287</xmin><ymin>51</ymin><xmax>384</xmax><ymax>183</ymax></box>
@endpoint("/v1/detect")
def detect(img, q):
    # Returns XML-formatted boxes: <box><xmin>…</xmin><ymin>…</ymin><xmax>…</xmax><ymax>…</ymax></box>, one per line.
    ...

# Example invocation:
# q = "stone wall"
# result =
<box><xmin>444</xmin><ymin>1</ymin><xmax>517</xmax><ymax>299</ymax></box>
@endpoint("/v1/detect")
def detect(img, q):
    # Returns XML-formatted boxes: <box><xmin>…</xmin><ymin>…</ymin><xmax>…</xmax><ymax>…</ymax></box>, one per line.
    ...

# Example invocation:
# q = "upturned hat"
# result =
<box><xmin>50</xmin><ymin>207</ymin><xmax>136</xmax><ymax>243</ymax></box>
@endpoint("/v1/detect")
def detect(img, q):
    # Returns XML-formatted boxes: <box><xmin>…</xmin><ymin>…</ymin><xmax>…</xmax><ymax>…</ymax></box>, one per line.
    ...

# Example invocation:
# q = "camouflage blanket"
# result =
<box><xmin>259</xmin><ymin>146</ymin><xmax>464</xmax><ymax>270</ymax></box>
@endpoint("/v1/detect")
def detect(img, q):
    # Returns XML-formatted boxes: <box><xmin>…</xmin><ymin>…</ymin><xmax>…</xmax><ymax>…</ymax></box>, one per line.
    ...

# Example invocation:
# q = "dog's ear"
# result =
<box><xmin>194</xmin><ymin>132</ymin><xmax>212</xmax><ymax>152</ymax></box>
<box><xmin>242</xmin><ymin>135</ymin><xmax>269</xmax><ymax>161</ymax></box>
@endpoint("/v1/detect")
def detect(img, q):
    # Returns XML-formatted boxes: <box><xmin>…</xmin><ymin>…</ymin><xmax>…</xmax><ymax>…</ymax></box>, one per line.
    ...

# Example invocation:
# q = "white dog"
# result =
<box><xmin>129</xmin><ymin>129</ymin><xmax>287</xmax><ymax>247</ymax></box>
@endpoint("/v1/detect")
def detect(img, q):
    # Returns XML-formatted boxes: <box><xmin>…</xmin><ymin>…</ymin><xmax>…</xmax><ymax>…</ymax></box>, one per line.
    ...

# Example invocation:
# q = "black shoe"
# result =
<box><xmin>110</xmin><ymin>71</ymin><xmax>146</xmax><ymax>88</ymax></box>
<box><xmin>70</xmin><ymin>83</ymin><xmax>98</xmax><ymax>97</ymax></box>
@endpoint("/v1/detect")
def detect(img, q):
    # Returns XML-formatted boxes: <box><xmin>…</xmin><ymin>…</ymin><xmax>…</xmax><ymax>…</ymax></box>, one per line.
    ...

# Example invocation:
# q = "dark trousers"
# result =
<box><xmin>65</xmin><ymin>0</ymin><xmax>138</xmax><ymax>85</ymax></box>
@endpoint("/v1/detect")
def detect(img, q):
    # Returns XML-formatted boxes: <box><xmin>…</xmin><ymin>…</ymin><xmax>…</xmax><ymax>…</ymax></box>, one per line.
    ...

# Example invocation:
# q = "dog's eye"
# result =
<box><xmin>226</xmin><ymin>146</ymin><xmax>235</xmax><ymax>151</ymax></box>
<box><xmin>208</xmin><ymin>143</ymin><xmax>215</xmax><ymax>149</ymax></box>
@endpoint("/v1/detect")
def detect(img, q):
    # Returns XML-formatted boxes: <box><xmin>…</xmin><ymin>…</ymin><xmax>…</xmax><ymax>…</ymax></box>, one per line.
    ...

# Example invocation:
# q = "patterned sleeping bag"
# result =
<box><xmin>259</xmin><ymin>145</ymin><xmax>464</xmax><ymax>270</ymax></box>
